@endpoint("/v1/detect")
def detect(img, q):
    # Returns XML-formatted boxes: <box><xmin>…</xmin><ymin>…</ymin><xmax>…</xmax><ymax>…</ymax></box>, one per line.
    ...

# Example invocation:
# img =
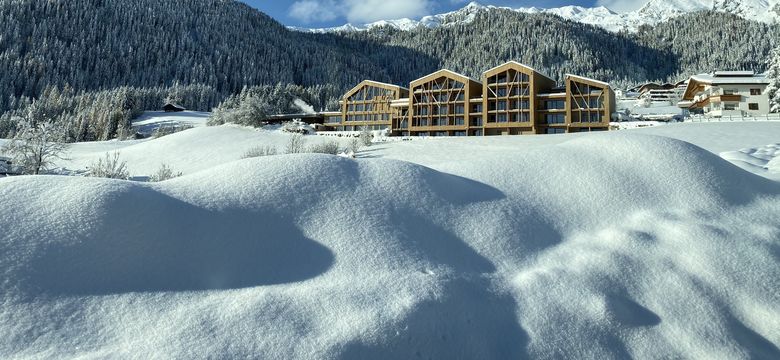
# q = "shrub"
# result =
<box><xmin>242</xmin><ymin>145</ymin><xmax>278</xmax><ymax>158</ymax></box>
<box><xmin>285</xmin><ymin>133</ymin><xmax>306</xmax><ymax>154</ymax></box>
<box><xmin>348</xmin><ymin>136</ymin><xmax>361</xmax><ymax>154</ymax></box>
<box><xmin>359</xmin><ymin>127</ymin><xmax>373</xmax><ymax>147</ymax></box>
<box><xmin>149</xmin><ymin>163</ymin><xmax>182</xmax><ymax>182</ymax></box>
<box><xmin>87</xmin><ymin>151</ymin><xmax>129</xmax><ymax>179</ymax></box>
<box><xmin>308</xmin><ymin>141</ymin><xmax>340</xmax><ymax>155</ymax></box>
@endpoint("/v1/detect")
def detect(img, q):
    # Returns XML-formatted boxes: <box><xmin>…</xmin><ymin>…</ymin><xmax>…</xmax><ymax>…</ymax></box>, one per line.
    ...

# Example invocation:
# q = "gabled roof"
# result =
<box><xmin>681</xmin><ymin>72</ymin><xmax>769</xmax><ymax>100</ymax></box>
<box><xmin>689</xmin><ymin>73</ymin><xmax>769</xmax><ymax>85</ymax></box>
<box><xmin>482</xmin><ymin>61</ymin><xmax>555</xmax><ymax>82</ymax></box>
<box><xmin>361</xmin><ymin>80</ymin><xmax>409</xmax><ymax>91</ymax></box>
<box><xmin>410</xmin><ymin>69</ymin><xmax>482</xmax><ymax>87</ymax></box>
<box><xmin>343</xmin><ymin>80</ymin><xmax>407</xmax><ymax>100</ymax></box>
<box><xmin>565</xmin><ymin>74</ymin><xmax>610</xmax><ymax>88</ymax></box>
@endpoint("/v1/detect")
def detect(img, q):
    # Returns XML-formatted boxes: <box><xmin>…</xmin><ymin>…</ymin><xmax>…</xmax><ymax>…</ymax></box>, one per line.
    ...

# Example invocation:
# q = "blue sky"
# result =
<box><xmin>242</xmin><ymin>0</ymin><xmax>643</xmax><ymax>28</ymax></box>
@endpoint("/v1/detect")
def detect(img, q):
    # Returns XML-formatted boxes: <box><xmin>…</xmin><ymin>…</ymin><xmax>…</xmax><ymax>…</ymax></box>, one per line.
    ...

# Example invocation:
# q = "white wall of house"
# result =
<box><xmin>699</xmin><ymin>84</ymin><xmax>769</xmax><ymax>117</ymax></box>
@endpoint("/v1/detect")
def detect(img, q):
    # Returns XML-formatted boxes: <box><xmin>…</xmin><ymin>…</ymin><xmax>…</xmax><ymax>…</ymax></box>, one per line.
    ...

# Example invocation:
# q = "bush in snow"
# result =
<box><xmin>2</xmin><ymin>110</ymin><xmax>69</xmax><ymax>175</ymax></box>
<box><xmin>348</xmin><ymin>136</ymin><xmax>362</xmax><ymax>154</ymax></box>
<box><xmin>281</xmin><ymin>120</ymin><xmax>312</xmax><ymax>134</ymax></box>
<box><xmin>87</xmin><ymin>152</ymin><xmax>129</xmax><ymax>180</ymax></box>
<box><xmin>285</xmin><ymin>134</ymin><xmax>307</xmax><ymax>154</ymax></box>
<box><xmin>359</xmin><ymin>127</ymin><xmax>373</xmax><ymax>147</ymax></box>
<box><xmin>308</xmin><ymin>141</ymin><xmax>341</xmax><ymax>155</ymax></box>
<box><xmin>242</xmin><ymin>145</ymin><xmax>278</xmax><ymax>158</ymax></box>
<box><xmin>149</xmin><ymin>163</ymin><xmax>182</xmax><ymax>182</ymax></box>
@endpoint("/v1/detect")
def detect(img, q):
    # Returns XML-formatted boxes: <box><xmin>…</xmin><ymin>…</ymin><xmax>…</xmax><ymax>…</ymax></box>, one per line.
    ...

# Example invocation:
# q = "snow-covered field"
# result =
<box><xmin>131</xmin><ymin>111</ymin><xmax>212</xmax><ymax>136</ymax></box>
<box><xmin>1</xmin><ymin>116</ymin><xmax>779</xmax><ymax>358</ymax></box>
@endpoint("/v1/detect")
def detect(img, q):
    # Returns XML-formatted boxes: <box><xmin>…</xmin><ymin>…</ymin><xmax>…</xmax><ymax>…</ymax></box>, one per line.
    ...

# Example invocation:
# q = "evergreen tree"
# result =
<box><xmin>766</xmin><ymin>47</ymin><xmax>780</xmax><ymax>113</ymax></box>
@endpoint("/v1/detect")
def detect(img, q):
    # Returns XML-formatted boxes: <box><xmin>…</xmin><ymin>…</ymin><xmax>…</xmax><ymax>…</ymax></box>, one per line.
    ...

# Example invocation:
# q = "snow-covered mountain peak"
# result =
<box><xmin>290</xmin><ymin>0</ymin><xmax>780</xmax><ymax>34</ymax></box>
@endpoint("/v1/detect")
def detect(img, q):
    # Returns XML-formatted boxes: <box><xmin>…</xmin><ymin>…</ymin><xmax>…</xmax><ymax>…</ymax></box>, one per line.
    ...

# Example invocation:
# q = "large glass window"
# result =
<box><xmin>545</xmin><ymin>114</ymin><xmax>566</xmax><ymax>124</ymax></box>
<box><xmin>497</xmin><ymin>101</ymin><xmax>507</xmax><ymax>111</ymax></box>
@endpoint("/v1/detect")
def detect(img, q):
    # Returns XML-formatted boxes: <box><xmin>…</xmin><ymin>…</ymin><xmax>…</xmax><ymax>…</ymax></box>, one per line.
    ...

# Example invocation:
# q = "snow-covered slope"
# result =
<box><xmin>1</xmin><ymin>124</ymin><xmax>779</xmax><ymax>358</ymax></box>
<box><xmin>292</xmin><ymin>0</ymin><xmax>780</xmax><ymax>33</ymax></box>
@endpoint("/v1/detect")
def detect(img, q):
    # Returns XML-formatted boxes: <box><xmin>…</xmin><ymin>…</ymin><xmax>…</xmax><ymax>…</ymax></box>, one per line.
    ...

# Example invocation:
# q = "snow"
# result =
<box><xmin>721</xmin><ymin>143</ymin><xmax>780</xmax><ymax>181</ymax></box>
<box><xmin>290</xmin><ymin>0</ymin><xmax>780</xmax><ymax>34</ymax></box>
<box><xmin>1</xmin><ymin>120</ymin><xmax>779</xmax><ymax>358</ymax></box>
<box><xmin>131</xmin><ymin>111</ymin><xmax>211</xmax><ymax>136</ymax></box>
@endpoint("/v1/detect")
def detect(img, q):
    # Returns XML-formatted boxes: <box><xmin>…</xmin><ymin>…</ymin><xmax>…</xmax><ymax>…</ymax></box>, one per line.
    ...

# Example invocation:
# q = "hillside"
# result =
<box><xmin>1</xmin><ymin>124</ymin><xmax>779</xmax><ymax>358</ymax></box>
<box><xmin>1</xmin><ymin>0</ymin><xmax>778</xmax><ymax>117</ymax></box>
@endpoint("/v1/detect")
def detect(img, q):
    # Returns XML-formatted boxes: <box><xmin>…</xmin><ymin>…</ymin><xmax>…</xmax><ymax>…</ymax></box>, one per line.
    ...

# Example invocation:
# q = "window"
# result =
<box><xmin>546</xmin><ymin>128</ymin><xmax>565</xmax><ymax>134</ymax></box>
<box><xmin>455</xmin><ymin>117</ymin><xmax>465</xmax><ymax>126</ymax></box>
<box><xmin>455</xmin><ymin>105</ymin><xmax>465</xmax><ymax>114</ymax></box>
<box><xmin>472</xmin><ymin>104</ymin><xmax>482</xmax><ymax>113</ymax></box>
<box><xmin>497</xmin><ymin>101</ymin><xmax>507</xmax><ymax>111</ymax></box>
<box><xmin>471</xmin><ymin>117</ymin><xmax>483</xmax><ymax>126</ymax></box>
<box><xmin>496</xmin><ymin>87</ymin><xmax>507</xmax><ymax>97</ymax></box>
<box><xmin>723</xmin><ymin>89</ymin><xmax>736</xmax><ymax>95</ymax></box>
<box><xmin>545</xmin><ymin>114</ymin><xmax>566</xmax><ymax>124</ymax></box>
<box><xmin>749</xmin><ymin>103</ymin><xmax>759</xmax><ymax>110</ymax></box>
<box><xmin>544</xmin><ymin>100</ymin><xmax>566</xmax><ymax>110</ymax></box>
<box><xmin>473</xmin><ymin>129</ymin><xmax>483</xmax><ymax>136</ymax></box>
<box><xmin>724</xmin><ymin>103</ymin><xmax>737</xmax><ymax>111</ymax></box>
<box><xmin>454</xmin><ymin>131</ymin><xmax>467</xmax><ymax>137</ymax></box>
<box><xmin>750</xmin><ymin>89</ymin><xmax>762</xmax><ymax>95</ymax></box>
<box><xmin>497</xmin><ymin>114</ymin><xmax>508</xmax><ymax>123</ymax></box>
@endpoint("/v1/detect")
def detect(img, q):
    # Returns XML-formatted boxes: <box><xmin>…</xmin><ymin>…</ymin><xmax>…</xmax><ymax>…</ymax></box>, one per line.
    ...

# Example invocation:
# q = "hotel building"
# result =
<box><xmin>324</xmin><ymin>61</ymin><xmax>615</xmax><ymax>136</ymax></box>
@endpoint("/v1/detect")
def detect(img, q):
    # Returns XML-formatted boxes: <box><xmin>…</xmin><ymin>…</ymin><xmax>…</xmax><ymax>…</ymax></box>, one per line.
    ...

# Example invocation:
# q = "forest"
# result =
<box><xmin>0</xmin><ymin>0</ymin><xmax>778</xmax><ymax>141</ymax></box>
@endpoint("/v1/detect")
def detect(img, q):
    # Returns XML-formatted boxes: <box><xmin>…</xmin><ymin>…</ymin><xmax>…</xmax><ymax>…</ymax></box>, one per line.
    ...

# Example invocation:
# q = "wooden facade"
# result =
<box><xmin>331</xmin><ymin>62</ymin><xmax>614</xmax><ymax>136</ymax></box>
<box><xmin>340</xmin><ymin>80</ymin><xmax>408</xmax><ymax>132</ymax></box>
<box><xmin>408</xmin><ymin>69</ymin><xmax>482</xmax><ymax>136</ymax></box>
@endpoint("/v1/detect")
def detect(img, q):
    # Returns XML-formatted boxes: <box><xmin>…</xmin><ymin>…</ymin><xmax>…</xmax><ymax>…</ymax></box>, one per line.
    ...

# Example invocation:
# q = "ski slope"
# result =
<box><xmin>0</xmin><ymin>121</ymin><xmax>778</xmax><ymax>358</ymax></box>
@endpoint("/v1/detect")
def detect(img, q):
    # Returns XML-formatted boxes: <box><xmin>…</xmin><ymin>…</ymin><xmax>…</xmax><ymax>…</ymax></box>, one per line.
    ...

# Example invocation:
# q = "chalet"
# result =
<box><xmin>163</xmin><ymin>103</ymin><xmax>186</xmax><ymax>112</ymax></box>
<box><xmin>678</xmin><ymin>71</ymin><xmax>771</xmax><ymax>117</ymax></box>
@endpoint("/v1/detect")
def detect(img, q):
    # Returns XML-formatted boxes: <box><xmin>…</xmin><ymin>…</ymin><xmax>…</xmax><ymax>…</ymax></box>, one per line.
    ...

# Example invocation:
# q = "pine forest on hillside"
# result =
<box><xmin>0</xmin><ymin>0</ymin><xmax>778</xmax><ymax>141</ymax></box>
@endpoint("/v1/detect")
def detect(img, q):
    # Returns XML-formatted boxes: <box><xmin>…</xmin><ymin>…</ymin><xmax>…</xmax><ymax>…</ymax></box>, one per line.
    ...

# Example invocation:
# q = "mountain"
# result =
<box><xmin>0</xmin><ymin>0</ymin><xmax>777</xmax><ymax>138</ymax></box>
<box><xmin>293</xmin><ymin>0</ymin><xmax>780</xmax><ymax>33</ymax></box>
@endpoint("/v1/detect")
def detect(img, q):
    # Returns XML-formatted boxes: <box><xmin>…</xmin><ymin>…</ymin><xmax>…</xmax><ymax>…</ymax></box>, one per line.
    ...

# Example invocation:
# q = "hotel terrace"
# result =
<box><xmin>323</xmin><ymin>61</ymin><xmax>616</xmax><ymax>136</ymax></box>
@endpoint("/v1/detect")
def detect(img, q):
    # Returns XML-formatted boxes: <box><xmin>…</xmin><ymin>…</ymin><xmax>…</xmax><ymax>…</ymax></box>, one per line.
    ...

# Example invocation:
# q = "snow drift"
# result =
<box><xmin>0</xmin><ymin>134</ymin><xmax>778</xmax><ymax>358</ymax></box>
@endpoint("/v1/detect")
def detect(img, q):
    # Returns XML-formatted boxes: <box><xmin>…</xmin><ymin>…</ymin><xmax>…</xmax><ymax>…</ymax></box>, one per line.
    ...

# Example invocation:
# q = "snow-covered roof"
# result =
<box><xmin>689</xmin><ymin>73</ymin><xmax>770</xmax><ymax>85</ymax></box>
<box><xmin>713</xmin><ymin>71</ymin><xmax>756</xmax><ymax>77</ymax></box>
<box><xmin>566</xmin><ymin>74</ymin><xmax>611</xmax><ymax>88</ymax></box>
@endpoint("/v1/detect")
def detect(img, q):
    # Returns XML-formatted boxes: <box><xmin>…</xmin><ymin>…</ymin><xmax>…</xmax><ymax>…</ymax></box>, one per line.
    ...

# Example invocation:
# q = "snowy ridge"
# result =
<box><xmin>1</xmin><ymin>124</ymin><xmax>780</xmax><ymax>357</ymax></box>
<box><xmin>291</xmin><ymin>0</ymin><xmax>780</xmax><ymax>33</ymax></box>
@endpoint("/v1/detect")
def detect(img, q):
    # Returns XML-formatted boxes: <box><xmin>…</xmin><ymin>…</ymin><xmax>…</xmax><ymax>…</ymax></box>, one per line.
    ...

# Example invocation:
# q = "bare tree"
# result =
<box><xmin>2</xmin><ymin>118</ymin><xmax>69</xmax><ymax>175</ymax></box>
